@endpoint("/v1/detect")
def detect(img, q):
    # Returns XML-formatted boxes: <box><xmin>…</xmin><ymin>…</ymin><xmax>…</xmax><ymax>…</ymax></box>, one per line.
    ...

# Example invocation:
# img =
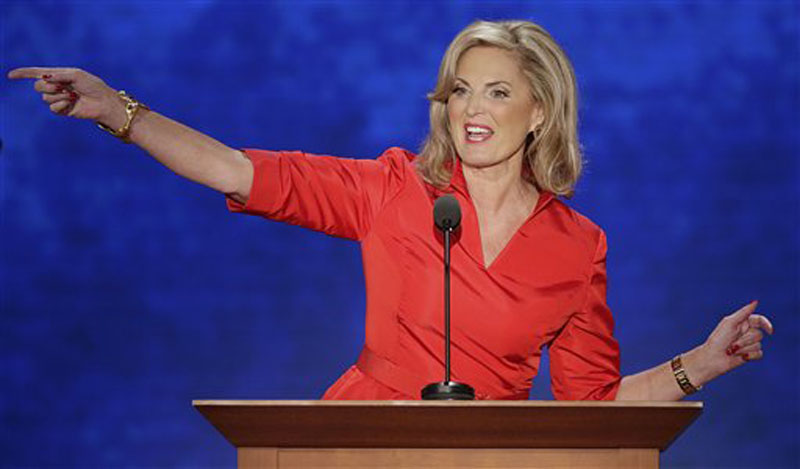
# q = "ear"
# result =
<box><xmin>528</xmin><ymin>103</ymin><xmax>545</xmax><ymax>134</ymax></box>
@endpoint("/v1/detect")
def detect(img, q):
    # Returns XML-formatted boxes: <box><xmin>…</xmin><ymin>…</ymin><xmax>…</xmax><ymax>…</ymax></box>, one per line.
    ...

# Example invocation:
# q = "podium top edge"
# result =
<box><xmin>191</xmin><ymin>399</ymin><xmax>703</xmax><ymax>409</ymax></box>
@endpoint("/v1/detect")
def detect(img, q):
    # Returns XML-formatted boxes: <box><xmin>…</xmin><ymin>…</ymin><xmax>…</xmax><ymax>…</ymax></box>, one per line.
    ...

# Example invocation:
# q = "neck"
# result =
<box><xmin>461</xmin><ymin>155</ymin><xmax>537</xmax><ymax>216</ymax></box>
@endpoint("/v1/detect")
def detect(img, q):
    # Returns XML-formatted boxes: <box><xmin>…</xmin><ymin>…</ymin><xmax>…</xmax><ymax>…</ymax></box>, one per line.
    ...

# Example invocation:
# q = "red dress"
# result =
<box><xmin>227</xmin><ymin>147</ymin><xmax>621</xmax><ymax>400</ymax></box>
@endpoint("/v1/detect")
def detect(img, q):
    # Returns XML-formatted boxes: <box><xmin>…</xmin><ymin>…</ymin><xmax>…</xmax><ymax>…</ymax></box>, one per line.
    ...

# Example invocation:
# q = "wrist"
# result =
<box><xmin>681</xmin><ymin>343</ymin><xmax>718</xmax><ymax>387</ymax></box>
<box><xmin>97</xmin><ymin>90</ymin><xmax>128</xmax><ymax>129</ymax></box>
<box><xmin>96</xmin><ymin>90</ymin><xmax>149</xmax><ymax>143</ymax></box>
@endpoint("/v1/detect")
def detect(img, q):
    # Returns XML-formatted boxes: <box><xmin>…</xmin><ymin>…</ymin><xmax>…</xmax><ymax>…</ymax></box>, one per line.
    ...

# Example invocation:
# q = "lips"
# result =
<box><xmin>464</xmin><ymin>123</ymin><xmax>494</xmax><ymax>143</ymax></box>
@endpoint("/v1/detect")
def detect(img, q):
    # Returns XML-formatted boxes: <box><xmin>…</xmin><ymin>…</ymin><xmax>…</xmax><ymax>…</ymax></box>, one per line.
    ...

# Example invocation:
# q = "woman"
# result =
<box><xmin>7</xmin><ymin>20</ymin><xmax>772</xmax><ymax>400</ymax></box>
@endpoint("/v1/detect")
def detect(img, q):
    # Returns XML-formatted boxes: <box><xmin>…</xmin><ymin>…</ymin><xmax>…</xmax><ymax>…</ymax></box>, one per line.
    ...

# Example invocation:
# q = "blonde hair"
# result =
<box><xmin>416</xmin><ymin>20</ymin><xmax>582</xmax><ymax>198</ymax></box>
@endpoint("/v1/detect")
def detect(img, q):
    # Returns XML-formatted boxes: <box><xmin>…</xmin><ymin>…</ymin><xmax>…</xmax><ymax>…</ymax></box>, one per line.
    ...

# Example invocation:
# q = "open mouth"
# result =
<box><xmin>465</xmin><ymin>124</ymin><xmax>494</xmax><ymax>143</ymax></box>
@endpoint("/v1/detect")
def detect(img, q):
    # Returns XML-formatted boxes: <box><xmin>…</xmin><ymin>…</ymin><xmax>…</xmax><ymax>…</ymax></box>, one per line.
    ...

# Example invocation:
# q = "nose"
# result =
<box><xmin>465</xmin><ymin>93</ymin><xmax>484</xmax><ymax>116</ymax></box>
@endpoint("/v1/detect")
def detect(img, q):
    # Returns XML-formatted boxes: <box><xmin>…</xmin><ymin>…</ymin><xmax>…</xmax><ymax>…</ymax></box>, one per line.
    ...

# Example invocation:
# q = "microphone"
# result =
<box><xmin>421</xmin><ymin>194</ymin><xmax>476</xmax><ymax>400</ymax></box>
<box><xmin>433</xmin><ymin>193</ymin><xmax>461</xmax><ymax>231</ymax></box>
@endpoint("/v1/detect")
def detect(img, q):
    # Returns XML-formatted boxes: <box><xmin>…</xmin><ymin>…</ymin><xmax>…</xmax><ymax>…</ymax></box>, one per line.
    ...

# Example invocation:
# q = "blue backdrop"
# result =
<box><xmin>2</xmin><ymin>1</ymin><xmax>798</xmax><ymax>467</ymax></box>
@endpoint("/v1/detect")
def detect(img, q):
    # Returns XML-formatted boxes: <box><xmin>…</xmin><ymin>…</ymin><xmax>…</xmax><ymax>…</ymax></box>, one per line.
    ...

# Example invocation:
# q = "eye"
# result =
<box><xmin>451</xmin><ymin>85</ymin><xmax>468</xmax><ymax>96</ymax></box>
<box><xmin>490</xmin><ymin>88</ymin><xmax>510</xmax><ymax>99</ymax></box>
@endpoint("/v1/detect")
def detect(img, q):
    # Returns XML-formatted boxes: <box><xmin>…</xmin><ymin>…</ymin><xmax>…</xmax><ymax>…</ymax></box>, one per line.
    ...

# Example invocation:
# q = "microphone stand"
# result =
<box><xmin>421</xmin><ymin>220</ymin><xmax>475</xmax><ymax>400</ymax></box>
<box><xmin>444</xmin><ymin>224</ymin><xmax>452</xmax><ymax>383</ymax></box>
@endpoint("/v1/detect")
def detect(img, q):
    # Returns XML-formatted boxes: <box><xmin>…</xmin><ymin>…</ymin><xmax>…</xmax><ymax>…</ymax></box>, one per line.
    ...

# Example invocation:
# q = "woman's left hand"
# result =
<box><xmin>696</xmin><ymin>300</ymin><xmax>774</xmax><ymax>381</ymax></box>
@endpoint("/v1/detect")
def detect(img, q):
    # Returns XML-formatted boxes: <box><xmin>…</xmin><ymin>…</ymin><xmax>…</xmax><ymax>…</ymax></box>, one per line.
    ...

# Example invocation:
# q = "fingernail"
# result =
<box><xmin>42</xmin><ymin>74</ymin><xmax>52</xmax><ymax>79</ymax></box>
<box><xmin>731</xmin><ymin>345</ymin><xmax>740</xmax><ymax>353</ymax></box>
<box><xmin>69</xmin><ymin>91</ymin><xmax>78</xmax><ymax>100</ymax></box>
<box><xmin>751</xmin><ymin>300</ymin><xmax>759</xmax><ymax>305</ymax></box>
<box><xmin>726</xmin><ymin>347</ymin><xmax>732</xmax><ymax>356</ymax></box>
<box><xmin>742</xmin><ymin>353</ymin><xmax>749</xmax><ymax>361</ymax></box>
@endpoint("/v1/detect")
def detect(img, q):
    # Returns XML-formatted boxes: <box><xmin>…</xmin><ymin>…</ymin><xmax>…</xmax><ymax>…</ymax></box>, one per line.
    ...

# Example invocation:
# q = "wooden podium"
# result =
<box><xmin>194</xmin><ymin>400</ymin><xmax>701</xmax><ymax>468</ymax></box>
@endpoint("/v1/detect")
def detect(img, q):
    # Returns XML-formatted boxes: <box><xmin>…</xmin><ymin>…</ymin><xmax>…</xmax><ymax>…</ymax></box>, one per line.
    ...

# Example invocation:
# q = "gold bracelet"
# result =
<box><xmin>671</xmin><ymin>355</ymin><xmax>702</xmax><ymax>395</ymax></box>
<box><xmin>96</xmin><ymin>90</ymin><xmax>149</xmax><ymax>144</ymax></box>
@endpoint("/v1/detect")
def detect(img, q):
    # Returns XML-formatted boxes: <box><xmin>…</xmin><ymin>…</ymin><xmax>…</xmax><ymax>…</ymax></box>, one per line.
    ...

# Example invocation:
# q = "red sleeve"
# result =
<box><xmin>549</xmin><ymin>229</ymin><xmax>621</xmax><ymax>400</ymax></box>
<box><xmin>226</xmin><ymin>147</ymin><xmax>410</xmax><ymax>240</ymax></box>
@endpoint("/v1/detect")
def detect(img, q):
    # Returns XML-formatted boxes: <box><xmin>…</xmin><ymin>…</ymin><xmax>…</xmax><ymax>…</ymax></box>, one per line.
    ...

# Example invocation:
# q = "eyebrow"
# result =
<box><xmin>455</xmin><ymin>77</ymin><xmax>513</xmax><ymax>88</ymax></box>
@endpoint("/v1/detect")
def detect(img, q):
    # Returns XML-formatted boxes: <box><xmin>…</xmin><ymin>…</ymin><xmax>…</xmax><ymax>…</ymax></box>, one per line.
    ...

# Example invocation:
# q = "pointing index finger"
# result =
<box><xmin>730</xmin><ymin>300</ymin><xmax>758</xmax><ymax>322</ymax></box>
<box><xmin>7</xmin><ymin>67</ymin><xmax>73</xmax><ymax>80</ymax></box>
<box><xmin>8</xmin><ymin>67</ymin><xmax>51</xmax><ymax>79</ymax></box>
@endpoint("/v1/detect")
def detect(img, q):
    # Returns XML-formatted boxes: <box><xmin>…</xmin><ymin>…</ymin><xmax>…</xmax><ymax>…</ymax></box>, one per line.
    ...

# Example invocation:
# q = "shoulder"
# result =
<box><xmin>544</xmin><ymin>197</ymin><xmax>607</xmax><ymax>257</ymax></box>
<box><xmin>376</xmin><ymin>146</ymin><xmax>417</xmax><ymax>167</ymax></box>
<box><xmin>369</xmin><ymin>147</ymin><xmax>423</xmax><ymax>186</ymax></box>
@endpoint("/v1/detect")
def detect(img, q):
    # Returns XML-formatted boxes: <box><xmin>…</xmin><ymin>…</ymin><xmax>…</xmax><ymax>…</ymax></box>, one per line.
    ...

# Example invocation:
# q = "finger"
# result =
<box><xmin>728</xmin><ymin>329</ymin><xmax>764</xmax><ymax>353</ymax></box>
<box><xmin>43</xmin><ymin>70</ymin><xmax>79</xmax><ymax>84</ymax></box>
<box><xmin>34</xmin><ymin>79</ymin><xmax>67</xmax><ymax>94</ymax></box>
<box><xmin>62</xmin><ymin>100</ymin><xmax>77</xmax><ymax>116</ymax></box>
<box><xmin>736</xmin><ymin>342</ymin><xmax>762</xmax><ymax>356</ymax></box>
<box><xmin>7</xmin><ymin>67</ymin><xmax>71</xmax><ymax>80</ymax></box>
<box><xmin>739</xmin><ymin>349</ymin><xmax>764</xmax><ymax>362</ymax></box>
<box><xmin>725</xmin><ymin>329</ymin><xmax>764</xmax><ymax>355</ymax></box>
<box><xmin>42</xmin><ymin>92</ymin><xmax>72</xmax><ymax>104</ymax></box>
<box><xmin>739</xmin><ymin>318</ymin><xmax>750</xmax><ymax>336</ymax></box>
<box><xmin>49</xmin><ymin>100</ymin><xmax>72</xmax><ymax>114</ymax></box>
<box><xmin>748</xmin><ymin>314</ymin><xmax>774</xmax><ymax>335</ymax></box>
<box><xmin>728</xmin><ymin>300</ymin><xmax>758</xmax><ymax>323</ymax></box>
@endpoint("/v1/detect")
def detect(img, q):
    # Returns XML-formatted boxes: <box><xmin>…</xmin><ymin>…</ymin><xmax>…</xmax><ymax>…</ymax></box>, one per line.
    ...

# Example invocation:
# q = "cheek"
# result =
<box><xmin>446</xmin><ymin>101</ymin><xmax>461</xmax><ymax>123</ymax></box>
<box><xmin>497</xmin><ymin>105</ymin><xmax>532</xmax><ymax>137</ymax></box>
<box><xmin>512</xmin><ymin>102</ymin><xmax>538</xmax><ymax>132</ymax></box>
<box><xmin>446</xmin><ymin>102</ymin><xmax>462</xmax><ymax>136</ymax></box>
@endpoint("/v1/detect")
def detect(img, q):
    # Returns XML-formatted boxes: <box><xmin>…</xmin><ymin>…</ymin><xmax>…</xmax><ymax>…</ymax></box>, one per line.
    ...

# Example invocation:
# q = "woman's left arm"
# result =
<box><xmin>615</xmin><ymin>300</ymin><xmax>773</xmax><ymax>401</ymax></box>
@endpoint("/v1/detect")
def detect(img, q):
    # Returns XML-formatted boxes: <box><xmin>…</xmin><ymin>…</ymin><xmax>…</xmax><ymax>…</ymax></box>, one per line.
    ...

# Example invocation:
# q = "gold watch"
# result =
<box><xmin>96</xmin><ymin>90</ymin><xmax>149</xmax><ymax>143</ymax></box>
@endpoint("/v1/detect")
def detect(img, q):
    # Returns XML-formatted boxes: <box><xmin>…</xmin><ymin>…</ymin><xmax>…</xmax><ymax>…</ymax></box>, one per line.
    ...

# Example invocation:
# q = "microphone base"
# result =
<box><xmin>421</xmin><ymin>381</ymin><xmax>476</xmax><ymax>400</ymax></box>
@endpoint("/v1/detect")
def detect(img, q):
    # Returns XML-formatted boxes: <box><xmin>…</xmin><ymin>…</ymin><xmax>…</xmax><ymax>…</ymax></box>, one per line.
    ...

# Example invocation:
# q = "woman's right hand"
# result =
<box><xmin>9</xmin><ymin>66</ymin><xmax>252</xmax><ymax>200</ymax></box>
<box><xmin>7</xmin><ymin>67</ymin><xmax>123</xmax><ymax>126</ymax></box>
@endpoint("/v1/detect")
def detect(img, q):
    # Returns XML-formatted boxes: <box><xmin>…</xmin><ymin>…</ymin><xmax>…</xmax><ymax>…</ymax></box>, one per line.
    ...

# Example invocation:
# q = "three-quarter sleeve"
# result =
<box><xmin>226</xmin><ymin>147</ymin><xmax>410</xmax><ymax>240</ymax></box>
<box><xmin>548</xmin><ymin>229</ymin><xmax>621</xmax><ymax>400</ymax></box>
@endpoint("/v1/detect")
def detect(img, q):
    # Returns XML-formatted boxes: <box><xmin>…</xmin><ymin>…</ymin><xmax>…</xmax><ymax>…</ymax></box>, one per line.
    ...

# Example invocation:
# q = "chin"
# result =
<box><xmin>458</xmin><ymin>145</ymin><xmax>506</xmax><ymax>169</ymax></box>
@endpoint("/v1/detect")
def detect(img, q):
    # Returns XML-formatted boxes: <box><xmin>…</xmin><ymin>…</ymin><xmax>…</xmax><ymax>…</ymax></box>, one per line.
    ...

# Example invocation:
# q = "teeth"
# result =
<box><xmin>467</xmin><ymin>126</ymin><xmax>491</xmax><ymax>134</ymax></box>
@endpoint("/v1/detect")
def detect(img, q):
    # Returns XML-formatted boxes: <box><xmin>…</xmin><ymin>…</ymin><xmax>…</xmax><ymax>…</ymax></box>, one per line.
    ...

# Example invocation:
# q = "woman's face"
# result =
<box><xmin>447</xmin><ymin>46</ymin><xmax>543</xmax><ymax>171</ymax></box>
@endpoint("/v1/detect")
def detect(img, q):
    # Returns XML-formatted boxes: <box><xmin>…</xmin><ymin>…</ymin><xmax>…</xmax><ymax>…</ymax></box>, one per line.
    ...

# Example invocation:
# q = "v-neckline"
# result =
<box><xmin>468</xmin><ymin>190</ymin><xmax>550</xmax><ymax>270</ymax></box>
<box><xmin>437</xmin><ymin>158</ymin><xmax>555</xmax><ymax>271</ymax></box>
<box><xmin>472</xmin><ymin>191</ymin><xmax>541</xmax><ymax>270</ymax></box>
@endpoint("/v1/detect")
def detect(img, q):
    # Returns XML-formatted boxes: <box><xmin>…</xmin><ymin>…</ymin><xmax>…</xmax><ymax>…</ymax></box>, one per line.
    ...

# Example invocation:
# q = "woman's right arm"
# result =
<box><xmin>7</xmin><ymin>67</ymin><xmax>253</xmax><ymax>204</ymax></box>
